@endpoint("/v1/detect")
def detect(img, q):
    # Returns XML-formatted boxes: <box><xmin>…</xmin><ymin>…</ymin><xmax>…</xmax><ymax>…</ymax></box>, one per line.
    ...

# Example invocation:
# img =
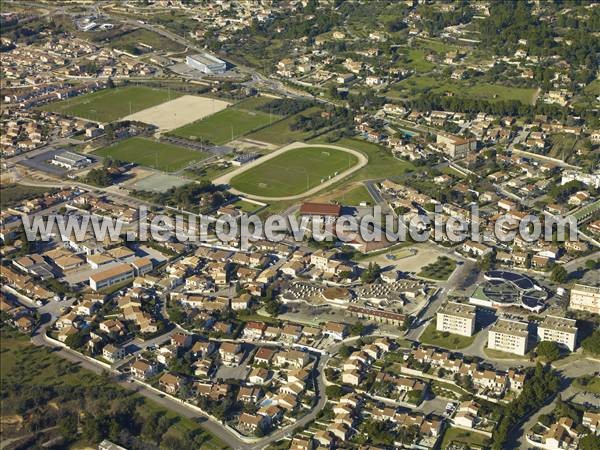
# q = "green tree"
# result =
<box><xmin>580</xmin><ymin>435</ymin><xmax>600</xmax><ymax>450</ymax></box>
<box><xmin>551</xmin><ymin>265</ymin><xmax>568</xmax><ymax>283</ymax></box>
<box><xmin>582</xmin><ymin>330</ymin><xmax>600</xmax><ymax>356</ymax></box>
<box><xmin>536</xmin><ymin>341</ymin><xmax>560</xmax><ymax>362</ymax></box>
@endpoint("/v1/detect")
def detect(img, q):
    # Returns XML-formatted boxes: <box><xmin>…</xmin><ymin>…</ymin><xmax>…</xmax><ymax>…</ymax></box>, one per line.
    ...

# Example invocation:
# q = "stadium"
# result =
<box><xmin>469</xmin><ymin>271</ymin><xmax>548</xmax><ymax>313</ymax></box>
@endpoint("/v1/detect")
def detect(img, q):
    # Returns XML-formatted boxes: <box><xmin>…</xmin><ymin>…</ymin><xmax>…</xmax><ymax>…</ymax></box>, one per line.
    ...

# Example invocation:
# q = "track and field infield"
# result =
<box><xmin>169</xmin><ymin>108</ymin><xmax>275</xmax><ymax>145</ymax></box>
<box><xmin>93</xmin><ymin>137</ymin><xmax>210</xmax><ymax>172</ymax></box>
<box><xmin>39</xmin><ymin>86</ymin><xmax>181</xmax><ymax>122</ymax></box>
<box><xmin>227</xmin><ymin>144</ymin><xmax>362</xmax><ymax>198</ymax></box>
<box><xmin>123</xmin><ymin>95</ymin><xmax>230</xmax><ymax>132</ymax></box>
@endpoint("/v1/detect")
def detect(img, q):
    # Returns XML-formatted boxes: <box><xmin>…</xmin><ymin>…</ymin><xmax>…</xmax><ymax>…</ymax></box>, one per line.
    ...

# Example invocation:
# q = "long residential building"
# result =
<box><xmin>487</xmin><ymin>318</ymin><xmax>529</xmax><ymax>356</ymax></box>
<box><xmin>569</xmin><ymin>284</ymin><xmax>600</xmax><ymax>315</ymax></box>
<box><xmin>436</xmin><ymin>302</ymin><xmax>477</xmax><ymax>337</ymax></box>
<box><xmin>537</xmin><ymin>315</ymin><xmax>578</xmax><ymax>352</ymax></box>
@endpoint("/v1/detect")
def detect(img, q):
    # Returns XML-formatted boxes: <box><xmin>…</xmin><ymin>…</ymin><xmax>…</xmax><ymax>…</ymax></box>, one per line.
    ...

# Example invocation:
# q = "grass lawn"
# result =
<box><xmin>483</xmin><ymin>347</ymin><xmax>530</xmax><ymax>361</ymax></box>
<box><xmin>230</xmin><ymin>146</ymin><xmax>359</xmax><ymax>197</ymax></box>
<box><xmin>0</xmin><ymin>330</ymin><xmax>226</xmax><ymax>449</ymax></box>
<box><xmin>230</xmin><ymin>198</ymin><xmax>262</xmax><ymax>213</ymax></box>
<box><xmin>441</xmin><ymin>427</ymin><xmax>491</xmax><ymax>449</ymax></box>
<box><xmin>405</xmin><ymin>49</ymin><xmax>435</xmax><ymax>72</ymax></box>
<box><xmin>574</xmin><ymin>375</ymin><xmax>600</xmax><ymax>394</ymax></box>
<box><xmin>233</xmin><ymin>95</ymin><xmax>279</xmax><ymax>112</ymax></box>
<box><xmin>420</xmin><ymin>322</ymin><xmax>477</xmax><ymax>350</ymax></box>
<box><xmin>311</xmin><ymin>136</ymin><xmax>416</xmax><ymax>181</ymax></box>
<box><xmin>0</xmin><ymin>183</ymin><xmax>57</xmax><ymax>209</ymax></box>
<box><xmin>418</xmin><ymin>256</ymin><xmax>457</xmax><ymax>280</ymax></box>
<box><xmin>248</xmin><ymin>106</ymin><xmax>323</xmax><ymax>144</ymax></box>
<box><xmin>93</xmin><ymin>137</ymin><xmax>209</xmax><ymax>172</ymax></box>
<box><xmin>170</xmin><ymin>108</ymin><xmax>275</xmax><ymax>145</ymax></box>
<box><xmin>40</xmin><ymin>86</ymin><xmax>181</xmax><ymax>122</ymax></box>
<box><xmin>442</xmin><ymin>165</ymin><xmax>467</xmax><ymax>178</ymax></box>
<box><xmin>333</xmin><ymin>184</ymin><xmax>373</xmax><ymax>206</ymax></box>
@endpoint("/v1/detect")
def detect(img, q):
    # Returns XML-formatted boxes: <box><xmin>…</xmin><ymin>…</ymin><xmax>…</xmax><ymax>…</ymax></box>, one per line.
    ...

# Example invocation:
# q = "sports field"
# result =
<box><xmin>93</xmin><ymin>137</ymin><xmax>209</xmax><ymax>172</ymax></box>
<box><xmin>229</xmin><ymin>146</ymin><xmax>358</xmax><ymax>197</ymax></box>
<box><xmin>170</xmin><ymin>108</ymin><xmax>275</xmax><ymax>145</ymax></box>
<box><xmin>123</xmin><ymin>95</ymin><xmax>230</xmax><ymax>131</ymax></box>
<box><xmin>40</xmin><ymin>86</ymin><xmax>181</xmax><ymax>122</ymax></box>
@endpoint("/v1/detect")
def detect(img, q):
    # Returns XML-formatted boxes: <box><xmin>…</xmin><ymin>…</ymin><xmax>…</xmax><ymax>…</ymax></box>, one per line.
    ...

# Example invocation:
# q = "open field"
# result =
<box><xmin>93</xmin><ymin>137</ymin><xmax>209</xmax><ymax>172</ymax></box>
<box><xmin>247</xmin><ymin>106</ymin><xmax>323</xmax><ymax>144</ymax></box>
<box><xmin>229</xmin><ymin>145</ymin><xmax>359</xmax><ymax>197</ymax></box>
<box><xmin>0</xmin><ymin>183</ymin><xmax>57</xmax><ymax>209</ymax></box>
<box><xmin>170</xmin><ymin>107</ymin><xmax>275</xmax><ymax>145</ymax></box>
<box><xmin>109</xmin><ymin>28</ymin><xmax>185</xmax><ymax>53</ymax></box>
<box><xmin>40</xmin><ymin>86</ymin><xmax>181</xmax><ymax>122</ymax></box>
<box><xmin>389</xmin><ymin>75</ymin><xmax>537</xmax><ymax>104</ymax></box>
<box><xmin>123</xmin><ymin>95</ymin><xmax>230</xmax><ymax>131</ymax></box>
<box><xmin>0</xmin><ymin>330</ymin><xmax>226</xmax><ymax>449</ymax></box>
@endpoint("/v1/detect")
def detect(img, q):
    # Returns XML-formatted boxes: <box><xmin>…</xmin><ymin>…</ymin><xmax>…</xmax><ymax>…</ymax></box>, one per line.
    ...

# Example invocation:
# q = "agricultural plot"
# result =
<box><xmin>229</xmin><ymin>146</ymin><xmax>359</xmax><ymax>197</ymax></box>
<box><xmin>170</xmin><ymin>108</ymin><xmax>275</xmax><ymax>145</ymax></box>
<box><xmin>93</xmin><ymin>137</ymin><xmax>209</xmax><ymax>172</ymax></box>
<box><xmin>40</xmin><ymin>86</ymin><xmax>181</xmax><ymax>122</ymax></box>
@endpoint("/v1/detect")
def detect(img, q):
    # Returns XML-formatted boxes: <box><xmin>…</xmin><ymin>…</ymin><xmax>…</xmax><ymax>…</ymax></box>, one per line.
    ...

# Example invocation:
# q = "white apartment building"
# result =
<box><xmin>569</xmin><ymin>284</ymin><xmax>600</xmax><ymax>315</ymax></box>
<box><xmin>436</xmin><ymin>302</ymin><xmax>477</xmax><ymax>337</ymax></box>
<box><xmin>537</xmin><ymin>315</ymin><xmax>578</xmax><ymax>352</ymax></box>
<box><xmin>487</xmin><ymin>318</ymin><xmax>529</xmax><ymax>356</ymax></box>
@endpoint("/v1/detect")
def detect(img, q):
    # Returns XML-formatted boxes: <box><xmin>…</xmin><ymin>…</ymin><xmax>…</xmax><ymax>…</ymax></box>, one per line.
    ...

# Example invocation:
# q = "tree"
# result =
<box><xmin>325</xmin><ymin>385</ymin><xmax>343</xmax><ymax>399</ymax></box>
<box><xmin>582</xmin><ymin>330</ymin><xmax>600</xmax><ymax>356</ymax></box>
<box><xmin>360</xmin><ymin>262</ymin><xmax>381</xmax><ymax>283</ymax></box>
<box><xmin>580</xmin><ymin>435</ymin><xmax>600</xmax><ymax>450</ymax></box>
<box><xmin>536</xmin><ymin>341</ymin><xmax>560</xmax><ymax>362</ymax></box>
<box><xmin>551</xmin><ymin>265</ymin><xmax>568</xmax><ymax>283</ymax></box>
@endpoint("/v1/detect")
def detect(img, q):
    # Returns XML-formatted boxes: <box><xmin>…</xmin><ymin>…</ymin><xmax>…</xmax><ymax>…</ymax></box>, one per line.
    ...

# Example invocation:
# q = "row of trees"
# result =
<box><xmin>492</xmin><ymin>363</ymin><xmax>560</xmax><ymax>449</ymax></box>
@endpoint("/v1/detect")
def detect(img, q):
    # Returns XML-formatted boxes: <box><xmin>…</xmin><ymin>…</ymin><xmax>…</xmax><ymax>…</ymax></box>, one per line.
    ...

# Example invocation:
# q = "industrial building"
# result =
<box><xmin>185</xmin><ymin>53</ymin><xmax>227</xmax><ymax>75</ymax></box>
<box><xmin>51</xmin><ymin>151</ymin><xmax>92</xmax><ymax>170</ymax></box>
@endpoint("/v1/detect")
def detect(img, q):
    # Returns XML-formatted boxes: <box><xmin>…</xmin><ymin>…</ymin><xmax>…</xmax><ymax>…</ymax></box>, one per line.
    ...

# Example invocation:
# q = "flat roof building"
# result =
<box><xmin>51</xmin><ymin>151</ymin><xmax>92</xmax><ymax>170</ymax></box>
<box><xmin>488</xmin><ymin>318</ymin><xmax>529</xmax><ymax>356</ymax></box>
<box><xmin>89</xmin><ymin>263</ymin><xmax>134</xmax><ymax>291</ymax></box>
<box><xmin>185</xmin><ymin>53</ymin><xmax>226</xmax><ymax>75</ymax></box>
<box><xmin>538</xmin><ymin>315</ymin><xmax>578</xmax><ymax>352</ymax></box>
<box><xmin>569</xmin><ymin>284</ymin><xmax>600</xmax><ymax>315</ymax></box>
<box><xmin>436</xmin><ymin>302</ymin><xmax>477</xmax><ymax>337</ymax></box>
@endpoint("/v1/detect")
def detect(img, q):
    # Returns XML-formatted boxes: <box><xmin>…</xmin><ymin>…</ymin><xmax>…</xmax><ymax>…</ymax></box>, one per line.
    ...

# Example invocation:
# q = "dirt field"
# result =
<box><xmin>123</xmin><ymin>95</ymin><xmax>230</xmax><ymax>132</ymax></box>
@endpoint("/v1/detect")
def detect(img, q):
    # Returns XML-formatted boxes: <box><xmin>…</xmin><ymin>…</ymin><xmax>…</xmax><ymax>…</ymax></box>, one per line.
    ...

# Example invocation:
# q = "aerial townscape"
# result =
<box><xmin>1</xmin><ymin>1</ymin><xmax>600</xmax><ymax>450</ymax></box>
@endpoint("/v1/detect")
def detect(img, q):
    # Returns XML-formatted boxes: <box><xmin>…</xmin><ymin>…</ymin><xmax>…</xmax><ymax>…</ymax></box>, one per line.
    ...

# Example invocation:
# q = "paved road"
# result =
<box><xmin>212</xmin><ymin>142</ymin><xmax>368</xmax><ymax>201</ymax></box>
<box><xmin>405</xmin><ymin>257</ymin><xmax>475</xmax><ymax>341</ymax></box>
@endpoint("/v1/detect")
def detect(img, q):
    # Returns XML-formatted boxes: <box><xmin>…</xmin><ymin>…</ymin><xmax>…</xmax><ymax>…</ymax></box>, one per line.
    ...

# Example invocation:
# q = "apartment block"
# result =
<box><xmin>569</xmin><ymin>284</ymin><xmax>600</xmax><ymax>315</ymax></box>
<box><xmin>436</xmin><ymin>302</ymin><xmax>477</xmax><ymax>337</ymax></box>
<box><xmin>537</xmin><ymin>315</ymin><xmax>578</xmax><ymax>352</ymax></box>
<box><xmin>487</xmin><ymin>319</ymin><xmax>529</xmax><ymax>356</ymax></box>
